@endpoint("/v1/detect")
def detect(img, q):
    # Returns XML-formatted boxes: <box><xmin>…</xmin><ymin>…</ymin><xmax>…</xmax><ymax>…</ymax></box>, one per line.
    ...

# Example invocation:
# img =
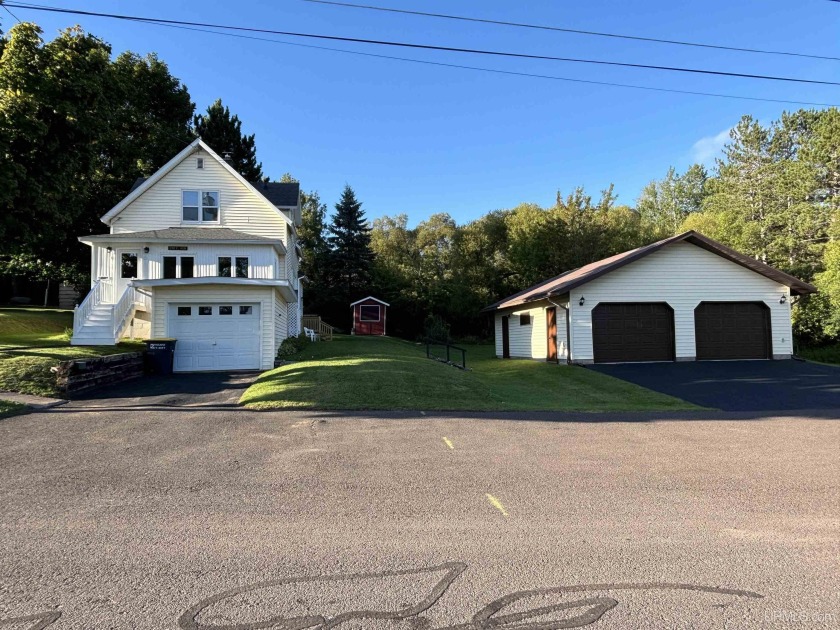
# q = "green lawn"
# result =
<box><xmin>0</xmin><ymin>399</ymin><xmax>28</xmax><ymax>419</ymax></box>
<box><xmin>799</xmin><ymin>344</ymin><xmax>840</xmax><ymax>365</ymax></box>
<box><xmin>0</xmin><ymin>307</ymin><xmax>145</xmax><ymax>397</ymax></box>
<box><xmin>241</xmin><ymin>335</ymin><xmax>698</xmax><ymax>412</ymax></box>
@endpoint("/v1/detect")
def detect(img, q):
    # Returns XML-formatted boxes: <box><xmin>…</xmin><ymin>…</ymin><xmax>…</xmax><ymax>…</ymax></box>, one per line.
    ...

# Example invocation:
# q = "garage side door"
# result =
<box><xmin>695</xmin><ymin>302</ymin><xmax>771</xmax><ymax>360</ymax></box>
<box><xmin>592</xmin><ymin>303</ymin><xmax>674</xmax><ymax>363</ymax></box>
<box><xmin>168</xmin><ymin>303</ymin><xmax>261</xmax><ymax>372</ymax></box>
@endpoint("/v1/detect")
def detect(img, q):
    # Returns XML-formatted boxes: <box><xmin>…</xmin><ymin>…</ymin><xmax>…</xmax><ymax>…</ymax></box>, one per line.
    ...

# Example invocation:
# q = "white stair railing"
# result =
<box><xmin>73</xmin><ymin>279</ymin><xmax>103</xmax><ymax>334</ymax></box>
<box><xmin>112</xmin><ymin>285</ymin><xmax>137</xmax><ymax>340</ymax></box>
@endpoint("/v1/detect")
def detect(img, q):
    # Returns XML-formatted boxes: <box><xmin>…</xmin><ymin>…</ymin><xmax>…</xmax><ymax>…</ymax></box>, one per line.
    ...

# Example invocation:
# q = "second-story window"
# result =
<box><xmin>182</xmin><ymin>190</ymin><xmax>219</xmax><ymax>223</ymax></box>
<box><xmin>218</xmin><ymin>256</ymin><xmax>249</xmax><ymax>278</ymax></box>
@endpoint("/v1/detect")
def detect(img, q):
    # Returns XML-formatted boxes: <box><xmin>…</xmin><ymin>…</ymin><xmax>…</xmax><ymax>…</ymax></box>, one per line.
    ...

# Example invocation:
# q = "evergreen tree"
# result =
<box><xmin>327</xmin><ymin>185</ymin><xmax>374</xmax><ymax>309</ymax></box>
<box><xmin>193</xmin><ymin>99</ymin><xmax>263</xmax><ymax>180</ymax></box>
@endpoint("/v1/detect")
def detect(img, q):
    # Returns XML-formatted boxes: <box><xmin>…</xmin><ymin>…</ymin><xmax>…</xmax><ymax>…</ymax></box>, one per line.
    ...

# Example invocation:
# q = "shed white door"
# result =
<box><xmin>168</xmin><ymin>303</ymin><xmax>261</xmax><ymax>372</ymax></box>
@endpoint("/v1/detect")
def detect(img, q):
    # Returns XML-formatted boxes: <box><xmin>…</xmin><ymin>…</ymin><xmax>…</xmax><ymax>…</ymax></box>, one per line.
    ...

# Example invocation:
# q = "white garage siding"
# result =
<box><xmin>150</xmin><ymin>285</ymin><xmax>276</xmax><ymax>370</ymax></box>
<box><xmin>494</xmin><ymin>298</ymin><xmax>570</xmax><ymax>361</ymax></box>
<box><xmin>568</xmin><ymin>241</ymin><xmax>793</xmax><ymax>362</ymax></box>
<box><xmin>275</xmin><ymin>295</ymin><xmax>288</xmax><ymax>348</ymax></box>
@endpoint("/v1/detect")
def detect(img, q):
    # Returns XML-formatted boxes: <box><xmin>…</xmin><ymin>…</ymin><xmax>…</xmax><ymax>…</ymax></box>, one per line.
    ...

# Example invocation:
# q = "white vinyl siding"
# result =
<box><xmin>110</xmin><ymin>147</ymin><xmax>287</xmax><ymax>244</ymax></box>
<box><xmin>568</xmin><ymin>241</ymin><xmax>793</xmax><ymax>362</ymax></box>
<box><xmin>141</xmin><ymin>244</ymin><xmax>276</xmax><ymax>280</ymax></box>
<box><xmin>494</xmin><ymin>299</ymin><xmax>568</xmax><ymax>360</ymax></box>
<box><xmin>150</xmin><ymin>285</ymin><xmax>276</xmax><ymax>370</ymax></box>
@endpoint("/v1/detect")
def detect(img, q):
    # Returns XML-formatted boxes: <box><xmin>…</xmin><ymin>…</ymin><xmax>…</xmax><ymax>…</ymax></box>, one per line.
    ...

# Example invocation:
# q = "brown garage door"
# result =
<box><xmin>695</xmin><ymin>302</ymin><xmax>771</xmax><ymax>360</ymax></box>
<box><xmin>592</xmin><ymin>303</ymin><xmax>675</xmax><ymax>363</ymax></box>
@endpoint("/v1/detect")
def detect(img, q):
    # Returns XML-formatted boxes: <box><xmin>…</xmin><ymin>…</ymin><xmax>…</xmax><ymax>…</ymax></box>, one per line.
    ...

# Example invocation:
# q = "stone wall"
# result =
<box><xmin>55</xmin><ymin>352</ymin><xmax>144</xmax><ymax>396</ymax></box>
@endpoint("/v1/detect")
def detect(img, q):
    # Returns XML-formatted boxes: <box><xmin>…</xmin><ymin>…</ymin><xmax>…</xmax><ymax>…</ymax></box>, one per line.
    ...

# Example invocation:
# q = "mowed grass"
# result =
<box><xmin>241</xmin><ymin>335</ymin><xmax>698</xmax><ymax>412</ymax></box>
<box><xmin>0</xmin><ymin>307</ymin><xmax>145</xmax><ymax>397</ymax></box>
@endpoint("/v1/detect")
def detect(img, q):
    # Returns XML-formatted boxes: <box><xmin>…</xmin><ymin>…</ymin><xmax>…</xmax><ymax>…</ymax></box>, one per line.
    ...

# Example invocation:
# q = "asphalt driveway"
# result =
<box><xmin>67</xmin><ymin>371</ymin><xmax>259</xmax><ymax>409</ymax></box>
<box><xmin>589</xmin><ymin>359</ymin><xmax>840</xmax><ymax>411</ymax></box>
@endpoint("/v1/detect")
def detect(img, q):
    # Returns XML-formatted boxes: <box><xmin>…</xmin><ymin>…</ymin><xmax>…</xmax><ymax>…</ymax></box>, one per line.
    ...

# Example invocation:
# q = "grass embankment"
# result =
<box><xmin>0</xmin><ymin>399</ymin><xmax>28</xmax><ymax>419</ymax></box>
<box><xmin>799</xmin><ymin>344</ymin><xmax>840</xmax><ymax>365</ymax></box>
<box><xmin>241</xmin><ymin>335</ymin><xmax>697</xmax><ymax>412</ymax></box>
<box><xmin>0</xmin><ymin>308</ymin><xmax>144</xmax><ymax>397</ymax></box>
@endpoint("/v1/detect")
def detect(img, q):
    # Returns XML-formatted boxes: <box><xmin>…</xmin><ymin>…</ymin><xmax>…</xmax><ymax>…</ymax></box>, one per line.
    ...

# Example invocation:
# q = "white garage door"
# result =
<box><xmin>168</xmin><ymin>303</ymin><xmax>261</xmax><ymax>372</ymax></box>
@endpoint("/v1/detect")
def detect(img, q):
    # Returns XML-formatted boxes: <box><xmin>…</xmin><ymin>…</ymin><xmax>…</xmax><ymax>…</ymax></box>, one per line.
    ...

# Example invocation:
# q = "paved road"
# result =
<box><xmin>590</xmin><ymin>360</ymin><xmax>840</xmax><ymax>411</ymax></box>
<box><xmin>1</xmin><ymin>406</ymin><xmax>838</xmax><ymax>629</ymax></box>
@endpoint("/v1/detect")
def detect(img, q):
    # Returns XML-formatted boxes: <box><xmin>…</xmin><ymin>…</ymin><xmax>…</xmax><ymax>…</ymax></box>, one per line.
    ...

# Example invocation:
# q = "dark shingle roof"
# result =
<box><xmin>482</xmin><ymin>231</ymin><xmax>817</xmax><ymax>312</ymax></box>
<box><xmin>83</xmin><ymin>227</ymin><xmax>279</xmax><ymax>243</ymax></box>
<box><xmin>250</xmin><ymin>181</ymin><xmax>300</xmax><ymax>207</ymax></box>
<box><xmin>127</xmin><ymin>176</ymin><xmax>299</xmax><ymax>208</ymax></box>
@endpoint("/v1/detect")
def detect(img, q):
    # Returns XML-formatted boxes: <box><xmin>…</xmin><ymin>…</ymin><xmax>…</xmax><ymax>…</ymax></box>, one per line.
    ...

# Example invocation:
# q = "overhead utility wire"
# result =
<box><xmin>69</xmin><ymin>14</ymin><xmax>839</xmax><ymax>107</ymax></box>
<box><xmin>304</xmin><ymin>0</ymin><xmax>840</xmax><ymax>63</ymax></box>
<box><xmin>4</xmin><ymin>2</ymin><xmax>840</xmax><ymax>87</ymax></box>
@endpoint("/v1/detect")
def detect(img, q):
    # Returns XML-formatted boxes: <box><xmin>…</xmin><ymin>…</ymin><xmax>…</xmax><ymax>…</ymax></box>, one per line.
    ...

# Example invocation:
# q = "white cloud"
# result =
<box><xmin>690</xmin><ymin>127</ymin><xmax>731</xmax><ymax>165</ymax></box>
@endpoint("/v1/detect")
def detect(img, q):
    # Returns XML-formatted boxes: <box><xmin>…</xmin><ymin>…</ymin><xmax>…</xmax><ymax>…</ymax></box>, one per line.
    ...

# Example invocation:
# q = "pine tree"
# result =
<box><xmin>193</xmin><ymin>99</ymin><xmax>263</xmax><ymax>180</ymax></box>
<box><xmin>327</xmin><ymin>185</ymin><xmax>374</xmax><ymax>307</ymax></box>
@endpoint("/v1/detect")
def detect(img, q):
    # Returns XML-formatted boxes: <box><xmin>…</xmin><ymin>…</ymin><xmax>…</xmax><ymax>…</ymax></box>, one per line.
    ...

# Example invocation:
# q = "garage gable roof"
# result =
<box><xmin>482</xmin><ymin>231</ymin><xmax>817</xmax><ymax>312</ymax></box>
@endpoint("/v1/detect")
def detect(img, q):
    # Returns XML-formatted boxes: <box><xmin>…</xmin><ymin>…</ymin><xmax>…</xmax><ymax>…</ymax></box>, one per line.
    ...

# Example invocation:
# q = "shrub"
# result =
<box><xmin>277</xmin><ymin>333</ymin><xmax>311</xmax><ymax>357</ymax></box>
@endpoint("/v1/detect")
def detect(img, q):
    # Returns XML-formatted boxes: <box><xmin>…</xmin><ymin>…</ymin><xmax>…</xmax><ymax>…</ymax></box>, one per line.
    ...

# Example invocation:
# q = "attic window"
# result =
<box><xmin>196</xmin><ymin>158</ymin><xmax>204</xmax><ymax>169</ymax></box>
<box><xmin>519</xmin><ymin>313</ymin><xmax>531</xmax><ymax>326</ymax></box>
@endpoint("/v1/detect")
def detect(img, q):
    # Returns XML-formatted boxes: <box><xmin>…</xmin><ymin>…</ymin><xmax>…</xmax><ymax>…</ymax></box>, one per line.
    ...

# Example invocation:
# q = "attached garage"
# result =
<box><xmin>592</xmin><ymin>303</ymin><xmax>674</xmax><ymax>363</ymax></box>
<box><xmin>694</xmin><ymin>302</ymin><xmax>771</xmax><ymax>360</ymax></box>
<box><xmin>168</xmin><ymin>303</ymin><xmax>261</xmax><ymax>371</ymax></box>
<box><xmin>484</xmin><ymin>231</ymin><xmax>817</xmax><ymax>364</ymax></box>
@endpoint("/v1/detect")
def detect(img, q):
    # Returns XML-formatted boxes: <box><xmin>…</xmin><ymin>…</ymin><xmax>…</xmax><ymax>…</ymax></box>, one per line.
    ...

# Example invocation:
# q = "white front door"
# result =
<box><xmin>115</xmin><ymin>249</ymin><xmax>140</xmax><ymax>301</ymax></box>
<box><xmin>168</xmin><ymin>303</ymin><xmax>261</xmax><ymax>372</ymax></box>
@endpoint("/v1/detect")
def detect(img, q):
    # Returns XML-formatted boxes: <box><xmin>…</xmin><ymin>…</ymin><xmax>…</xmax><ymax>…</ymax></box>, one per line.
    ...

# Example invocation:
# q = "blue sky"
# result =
<box><xmin>6</xmin><ymin>0</ymin><xmax>840</xmax><ymax>225</ymax></box>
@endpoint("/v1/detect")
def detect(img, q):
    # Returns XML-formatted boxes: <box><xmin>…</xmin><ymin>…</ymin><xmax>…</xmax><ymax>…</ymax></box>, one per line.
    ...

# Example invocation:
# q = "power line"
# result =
<box><xmin>0</xmin><ymin>1</ymin><xmax>22</xmax><ymax>23</ymax></box>
<box><xmin>74</xmin><ymin>12</ymin><xmax>840</xmax><ymax>108</ymax></box>
<box><xmin>4</xmin><ymin>2</ymin><xmax>840</xmax><ymax>87</ymax></box>
<box><xmin>304</xmin><ymin>0</ymin><xmax>840</xmax><ymax>63</ymax></box>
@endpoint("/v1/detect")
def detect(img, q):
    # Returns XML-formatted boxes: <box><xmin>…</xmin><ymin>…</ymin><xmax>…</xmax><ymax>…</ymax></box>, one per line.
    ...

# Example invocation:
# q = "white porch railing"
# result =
<box><xmin>74</xmin><ymin>279</ymin><xmax>104</xmax><ymax>334</ymax></box>
<box><xmin>112</xmin><ymin>286</ymin><xmax>136</xmax><ymax>340</ymax></box>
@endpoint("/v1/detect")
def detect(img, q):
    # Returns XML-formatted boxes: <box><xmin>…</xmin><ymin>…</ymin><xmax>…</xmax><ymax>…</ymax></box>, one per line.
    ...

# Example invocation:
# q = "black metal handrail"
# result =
<box><xmin>425</xmin><ymin>338</ymin><xmax>467</xmax><ymax>370</ymax></box>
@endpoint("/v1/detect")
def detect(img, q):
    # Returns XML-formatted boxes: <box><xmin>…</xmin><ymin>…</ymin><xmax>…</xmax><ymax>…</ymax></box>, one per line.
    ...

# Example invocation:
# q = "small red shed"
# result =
<box><xmin>351</xmin><ymin>296</ymin><xmax>389</xmax><ymax>336</ymax></box>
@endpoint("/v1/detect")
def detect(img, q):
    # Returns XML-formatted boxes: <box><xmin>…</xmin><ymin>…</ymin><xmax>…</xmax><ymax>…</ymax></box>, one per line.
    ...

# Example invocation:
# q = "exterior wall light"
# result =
<box><xmin>106</xmin><ymin>246</ymin><xmax>112</xmax><ymax>252</ymax></box>
<box><xmin>143</xmin><ymin>247</ymin><xmax>150</xmax><ymax>253</ymax></box>
<box><xmin>579</xmin><ymin>296</ymin><xmax>585</xmax><ymax>306</ymax></box>
<box><xmin>780</xmin><ymin>294</ymin><xmax>787</xmax><ymax>304</ymax></box>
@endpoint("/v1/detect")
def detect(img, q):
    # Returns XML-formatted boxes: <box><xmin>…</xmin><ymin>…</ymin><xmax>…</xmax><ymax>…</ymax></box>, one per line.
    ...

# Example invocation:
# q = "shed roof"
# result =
<box><xmin>350</xmin><ymin>296</ymin><xmax>390</xmax><ymax>307</ymax></box>
<box><xmin>482</xmin><ymin>231</ymin><xmax>817</xmax><ymax>313</ymax></box>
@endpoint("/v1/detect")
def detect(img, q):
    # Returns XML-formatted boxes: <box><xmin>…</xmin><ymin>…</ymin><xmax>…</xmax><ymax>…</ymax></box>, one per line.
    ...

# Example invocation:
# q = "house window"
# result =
<box><xmin>163</xmin><ymin>256</ymin><xmax>194</xmax><ymax>279</ymax></box>
<box><xmin>519</xmin><ymin>313</ymin><xmax>531</xmax><ymax>326</ymax></box>
<box><xmin>239</xmin><ymin>305</ymin><xmax>252</xmax><ymax>315</ymax></box>
<box><xmin>182</xmin><ymin>190</ymin><xmax>219</xmax><ymax>223</ymax></box>
<box><xmin>360</xmin><ymin>305</ymin><xmax>380</xmax><ymax>322</ymax></box>
<box><xmin>199</xmin><ymin>306</ymin><xmax>212</xmax><ymax>315</ymax></box>
<box><xmin>196</xmin><ymin>158</ymin><xmax>204</xmax><ymax>169</ymax></box>
<box><xmin>121</xmin><ymin>253</ymin><xmax>137</xmax><ymax>279</ymax></box>
<box><xmin>177</xmin><ymin>306</ymin><xmax>191</xmax><ymax>316</ymax></box>
<box><xmin>235</xmin><ymin>257</ymin><xmax>249</xmax><ymax>278</ymax></box>
<box><xmin>218</xmin><ymin>256</ymin><xmax>248</xmax><ymax>278</ymax></box>
<box><xmin>219</xmin><ymin>306</ymin><xmax>233</xmax><ymax>315</ymax></box>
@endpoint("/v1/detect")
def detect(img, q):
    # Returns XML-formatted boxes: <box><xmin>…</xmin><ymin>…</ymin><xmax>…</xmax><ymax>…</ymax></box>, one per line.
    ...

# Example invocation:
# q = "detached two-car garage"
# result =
<box><xmin>592</xmin><ymin>301</ymin><xmax>772</xmax><ymax>363</ymax></box>
<box><xmin>487</xmin><ymin>231</ymin><xmax>817</xmax><ymax>364</ymax></box>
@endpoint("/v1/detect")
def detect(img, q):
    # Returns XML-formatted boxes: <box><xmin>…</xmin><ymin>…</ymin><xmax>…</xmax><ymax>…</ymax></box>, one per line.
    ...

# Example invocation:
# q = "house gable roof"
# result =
<box><xmin>482</xmin><ymin>231</ymin><xmax>817</xmax><ymax>313</ymax></box>
<box><xmin>100</xmin><ymin>138</ymin><xmax>295</xmax><ymax>227</ymax></box>
<box><xmin>350</xmin><ymin>296</ymin><xmax>390</xmax><ymax>307</ymax></box>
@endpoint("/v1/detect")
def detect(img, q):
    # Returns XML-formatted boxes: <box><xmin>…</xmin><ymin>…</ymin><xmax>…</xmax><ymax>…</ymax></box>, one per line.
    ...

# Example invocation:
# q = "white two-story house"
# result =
<box><xmin>72</xmin><ymin>138</ymin><xmax>303</xmax><ymax>372</ymax></box>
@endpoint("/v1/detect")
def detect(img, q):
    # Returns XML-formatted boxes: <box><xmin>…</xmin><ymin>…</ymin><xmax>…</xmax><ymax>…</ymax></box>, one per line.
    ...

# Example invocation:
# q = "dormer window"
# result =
<box><xmin>196</xmin><ymin>158</ymin><xmax>204</xmax><ymax>169</ymax></box>
<box><xmin>182</xmin><ymin>190</ymin><xmax>219</xmax><ymax>223</ymax></box>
